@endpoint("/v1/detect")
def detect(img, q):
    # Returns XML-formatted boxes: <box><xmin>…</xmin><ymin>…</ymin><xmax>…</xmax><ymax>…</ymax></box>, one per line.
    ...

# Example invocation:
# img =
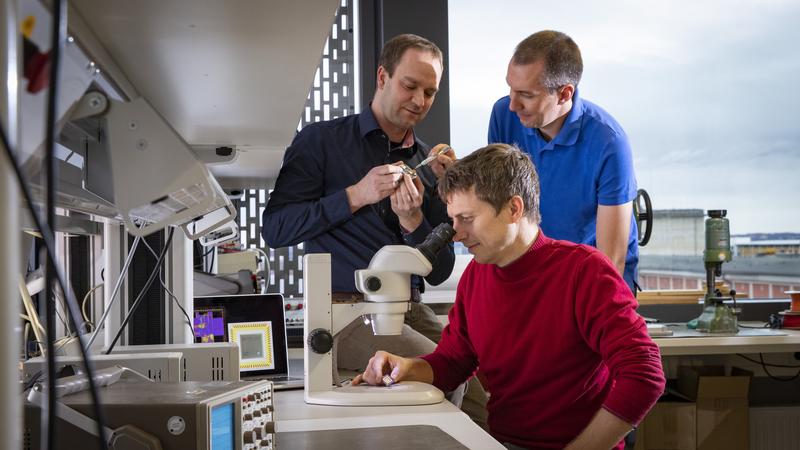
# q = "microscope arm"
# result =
<box><xmin>331</xmin><ymin>302</ymin><xmax>408</xmax><ymax>336</ymax></box>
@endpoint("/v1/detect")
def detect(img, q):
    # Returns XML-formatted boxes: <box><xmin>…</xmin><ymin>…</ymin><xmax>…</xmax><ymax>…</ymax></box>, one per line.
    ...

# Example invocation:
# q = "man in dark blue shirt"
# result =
<box><xmin>262</xmin><ymin>33</ymin><xmax>454</xmax><ymax>322</ymax></box>
<box><xmin>262</xmin><ymin>95</ymin><xmax>454</xmax><ymax>295</ymax></box>
<box><xmin>262</xmin><ymin>33</ymin><xmax>486</xmax><ymax>426</ymax></box>
<box><xmin>262</xmin><ymin>35</ymin><xmax>492</xmax><ymax>422</ymax></box>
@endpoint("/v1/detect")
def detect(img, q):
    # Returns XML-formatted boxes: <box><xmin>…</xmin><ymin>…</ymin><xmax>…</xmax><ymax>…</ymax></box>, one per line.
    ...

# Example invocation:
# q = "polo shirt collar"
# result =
<box><xmin>523</xmin><ymin>89</ymin><xmax>584</xmax><ymax>149</ymax></box>
<box><xmin>358</xmin><ymin>104</ymin><xmax>418</xmax><ymax>148</ymax></box>
<box><xmin>555</xmin><ymin>89</ymin><xmax>583</xmax><ymax>147</ymax></box>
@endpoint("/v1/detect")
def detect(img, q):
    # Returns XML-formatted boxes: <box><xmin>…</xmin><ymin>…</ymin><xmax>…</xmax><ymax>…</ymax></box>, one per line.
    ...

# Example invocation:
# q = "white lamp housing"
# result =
<box><xmin>105</xmin><ymin>97</ymin><xmax>232</xmax><ymax>238</ymax></box>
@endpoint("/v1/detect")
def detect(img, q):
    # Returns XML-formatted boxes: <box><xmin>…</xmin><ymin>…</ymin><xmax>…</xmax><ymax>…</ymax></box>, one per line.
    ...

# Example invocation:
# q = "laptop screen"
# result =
<box><xmin>193</xmin><ymin>293</ymin><xmax>289</xmax><ymax>377</ymax></box>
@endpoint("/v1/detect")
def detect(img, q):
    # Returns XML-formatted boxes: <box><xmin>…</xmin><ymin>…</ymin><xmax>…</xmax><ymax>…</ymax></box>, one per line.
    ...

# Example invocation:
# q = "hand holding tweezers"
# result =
<box><xmin>414</xmin><ymin>144</ymin><xmax>452</xmax><ymax>170</ymax></box>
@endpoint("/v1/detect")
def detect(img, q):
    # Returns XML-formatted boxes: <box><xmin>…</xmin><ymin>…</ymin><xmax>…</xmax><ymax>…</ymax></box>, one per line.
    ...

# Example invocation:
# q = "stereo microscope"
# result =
<box><xmin>303</xmin><ymin>224</ymin><xmax>455</xmax><ymax>406</ymax></box>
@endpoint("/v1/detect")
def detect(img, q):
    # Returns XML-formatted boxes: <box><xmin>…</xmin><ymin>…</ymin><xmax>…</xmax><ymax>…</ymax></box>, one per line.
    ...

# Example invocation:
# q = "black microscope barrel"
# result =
<box><xmin>416</xmin><ymin>223</ymin><xmax>456</xmax><ymax>264</ymax></box>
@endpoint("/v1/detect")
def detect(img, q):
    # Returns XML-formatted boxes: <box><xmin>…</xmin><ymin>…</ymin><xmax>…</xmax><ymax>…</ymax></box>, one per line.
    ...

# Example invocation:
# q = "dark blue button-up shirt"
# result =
<box><xmin>262</xmin><ymin>107</ymin><xmax>454</xmax><ymax>293</ymax></box>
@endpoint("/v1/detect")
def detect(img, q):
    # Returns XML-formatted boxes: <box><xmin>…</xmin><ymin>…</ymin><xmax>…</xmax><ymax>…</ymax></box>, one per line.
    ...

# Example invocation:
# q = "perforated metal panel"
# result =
<box><xmin>299</xmin><ymin>0</ymin><xmax>356</xmax><ymax>129</ymax></box>
<box><xmin>236</xmin><ymin>1</ymin><xmax>355</xmax><ymax>298</ymax></box>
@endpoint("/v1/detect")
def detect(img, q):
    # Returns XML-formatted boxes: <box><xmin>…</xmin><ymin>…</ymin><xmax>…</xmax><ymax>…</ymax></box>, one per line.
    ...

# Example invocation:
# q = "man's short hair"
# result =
<box><xmin>378</xmin><ymin>33</ymin><xmax>443</xmax><ymax>77</ymax></box>
<box><xmin>439</xmin><ymin>144</ymin><xmax>541</xmax><ymax>223</ymax></box>
<box><xmin>512</xmin><ymin>30</ymin><xmax>582</xmax><ymax>92</ymax></box>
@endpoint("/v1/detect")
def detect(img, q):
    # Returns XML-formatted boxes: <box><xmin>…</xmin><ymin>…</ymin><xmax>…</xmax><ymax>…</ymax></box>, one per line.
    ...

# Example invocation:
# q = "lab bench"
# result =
<box><xmin>273</xmin><ymin>388</ymin><xmax>504</xmax><ymax>449</ymax></box>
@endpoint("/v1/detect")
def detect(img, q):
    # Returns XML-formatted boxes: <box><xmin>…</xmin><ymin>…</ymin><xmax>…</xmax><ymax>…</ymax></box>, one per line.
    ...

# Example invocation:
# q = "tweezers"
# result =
<box><xmin>414</xmin><ymin>145</ymin><xmax>451</xmax><ymax>170</ymax></box>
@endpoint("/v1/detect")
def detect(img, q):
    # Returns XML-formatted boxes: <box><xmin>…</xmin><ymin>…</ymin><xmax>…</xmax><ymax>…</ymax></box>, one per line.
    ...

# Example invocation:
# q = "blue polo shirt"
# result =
<box><xmin>262</xmin><ymin>107</ymin><xmax>454</xmax><ymax>293</ymax></box>
<box><xmin>488</xmin><ymin>90</ymin><xmax>639</xmax><ymax>289</ymax></box>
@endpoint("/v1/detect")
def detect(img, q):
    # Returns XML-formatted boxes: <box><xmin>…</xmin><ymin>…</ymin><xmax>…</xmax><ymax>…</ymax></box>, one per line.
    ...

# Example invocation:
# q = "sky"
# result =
<box><xmin>448</xmin><ymin>0</ymin><xmax>800</xmax><ymax>234</ymax></box>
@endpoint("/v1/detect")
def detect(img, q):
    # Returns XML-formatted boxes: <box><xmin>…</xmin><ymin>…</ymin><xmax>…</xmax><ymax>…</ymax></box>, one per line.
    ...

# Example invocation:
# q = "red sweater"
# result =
<box><xmin>422</xmin><ymin>233</ymin><xmax>665</xmax><ymax>449</ymax></box>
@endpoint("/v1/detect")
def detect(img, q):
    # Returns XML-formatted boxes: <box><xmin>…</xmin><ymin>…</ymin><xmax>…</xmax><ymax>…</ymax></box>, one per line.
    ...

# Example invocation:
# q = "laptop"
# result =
<box><xmin>193</xmin><ymin>293</ymin><xmax>304</xmax><ymax>390</ymax></box>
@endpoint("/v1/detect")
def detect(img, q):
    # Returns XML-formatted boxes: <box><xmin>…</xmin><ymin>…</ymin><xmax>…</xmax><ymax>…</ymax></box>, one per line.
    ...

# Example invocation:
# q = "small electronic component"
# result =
<box><xmin>382</xmin><ymin>374</ymin><xmax>395</xmax><ymax>387</ymax></box>
<box><xmin>396</xmin><ymin>144</ymin><xmax>452</xmax><ymax>181</ymax></box>
<box><xmin>398</xmin><ymin>162</ymin><xmax>418</xmax><ymax>179</ymax></box>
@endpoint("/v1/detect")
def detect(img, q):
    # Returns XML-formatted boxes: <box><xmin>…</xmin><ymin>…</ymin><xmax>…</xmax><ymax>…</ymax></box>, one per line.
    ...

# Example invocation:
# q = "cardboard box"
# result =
<box><xmin>676</xmin><ymin>366</ymin><xmax>751</xmax><ymax>450</ymax></box>
<box><xmin>637</xmin><ymin>400</ymin><xmax>696</xmax><ymax>450</ymax></box>
<box><xmin>636</xmin><ymin>366</ymin><xmax>751</xmax><ymax>450</ymax></box>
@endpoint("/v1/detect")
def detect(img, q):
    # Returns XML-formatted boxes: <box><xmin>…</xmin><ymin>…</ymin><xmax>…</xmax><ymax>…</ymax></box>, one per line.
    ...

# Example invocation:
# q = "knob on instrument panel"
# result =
<box><xmin>307</xmin><ymin>328</ymin><xmax>334</xmax><ymax>354</ymax></box>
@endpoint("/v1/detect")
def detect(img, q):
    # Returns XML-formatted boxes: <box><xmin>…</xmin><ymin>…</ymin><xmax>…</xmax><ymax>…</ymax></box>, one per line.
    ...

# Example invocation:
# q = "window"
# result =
<box><xmin>449</xmin><ymin>0</ymin><xmax>800</xmax><ymax>297</ymax></box>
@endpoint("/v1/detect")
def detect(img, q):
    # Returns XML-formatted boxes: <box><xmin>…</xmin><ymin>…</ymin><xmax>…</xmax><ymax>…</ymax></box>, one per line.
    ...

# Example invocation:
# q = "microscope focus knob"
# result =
<box><xmin>307</xmin><ymin>328</ymin><xmax>334</xmax><ymax>354</ymax></box>
<box><xmin>365</xmin><ymin>276</ymin><xmax>382</xmax><ymax>292</ymax></box>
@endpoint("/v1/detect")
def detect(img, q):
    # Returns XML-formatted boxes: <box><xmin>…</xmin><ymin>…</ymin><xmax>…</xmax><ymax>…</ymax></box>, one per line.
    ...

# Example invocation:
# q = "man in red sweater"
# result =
<box><xmin>353</xmin><ymin>144</ymin><xmax>665</xmax><ymax>449</ymax></box>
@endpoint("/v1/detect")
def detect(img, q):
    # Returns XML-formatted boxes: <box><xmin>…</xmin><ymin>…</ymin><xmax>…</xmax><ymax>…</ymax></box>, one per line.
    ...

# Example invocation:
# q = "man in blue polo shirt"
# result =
<box><xmin>489</xmin><ymin>30</ymin><xmax>639</xmax><ymax>292</ymax></box>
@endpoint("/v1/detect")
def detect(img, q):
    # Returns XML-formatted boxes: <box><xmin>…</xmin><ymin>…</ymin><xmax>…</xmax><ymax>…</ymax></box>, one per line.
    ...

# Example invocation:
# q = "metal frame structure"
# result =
<box><xmin>1</xmin><ymin>1</ymin><xmax>22</xmax><ymax>448</ymax></box>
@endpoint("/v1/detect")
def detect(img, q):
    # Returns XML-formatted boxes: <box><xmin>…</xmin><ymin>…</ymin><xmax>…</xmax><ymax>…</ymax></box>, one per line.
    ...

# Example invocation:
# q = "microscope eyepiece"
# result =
<box><xmin>416</xmin><ymin>223</ymin><xmax>455</xmax><ymax>264</ymax></box>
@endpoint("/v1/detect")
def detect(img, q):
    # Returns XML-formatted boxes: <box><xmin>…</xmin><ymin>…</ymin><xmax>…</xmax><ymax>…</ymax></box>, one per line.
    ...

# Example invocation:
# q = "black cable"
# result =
<box><xmin>44</xmin><ymin>2</ymin><xmax>66</xmax><ymax>449</ymax></box>
<box><xmin>759</xmin><ymin>353</ymin><xmax>800</xmax><ymax>382</ymax></box>
<box><xmin>208</xmin><ymin>247</ymin><xmax>216</xmax><ymax>273</ymax></box>
<box><xmin>194</xmin><ymin>246</ymin><xmax>214</xmax><ymax>269</ymax></box>
<box><xmin>0</xmin><ymin>16</ymin><xmax>109</xmax><ymax>450</ymax></box>
<box><xmin>172</xmin><ymin>294</ymin><xmax>195</xmax><ymax>335</ymax></box>
<box><xmin>141</xmin><ymin>239</ymin><xmax>194</xmax><ymax>334</ymax></box>
<box><xmin>736</xmin><ymin>353</ymin><xmax>800</xmax><ymax>382</ymax></box>
<box><xmin>105</xmin><ymin>228</ymin><xmax>175</xmax><ymax>354</ymax></box>
<box><xmin>736</xmin><ymin>353</ymin><xmax>800</xmax><ymax>369</ymax></box>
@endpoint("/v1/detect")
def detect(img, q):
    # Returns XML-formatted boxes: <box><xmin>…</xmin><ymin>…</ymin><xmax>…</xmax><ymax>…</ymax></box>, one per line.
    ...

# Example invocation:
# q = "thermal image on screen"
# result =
<box><xmin>194</xmin><ymin>308</ymin><xmax>226</xmax><ymax>343</ymax></box>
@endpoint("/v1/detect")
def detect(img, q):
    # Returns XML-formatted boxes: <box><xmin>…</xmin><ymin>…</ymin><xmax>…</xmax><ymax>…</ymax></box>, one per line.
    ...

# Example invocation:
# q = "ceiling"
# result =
<box><xmin>70</xmin><ymin>0</ymin><xmax>340</xmax><ymax>189</ymax></box>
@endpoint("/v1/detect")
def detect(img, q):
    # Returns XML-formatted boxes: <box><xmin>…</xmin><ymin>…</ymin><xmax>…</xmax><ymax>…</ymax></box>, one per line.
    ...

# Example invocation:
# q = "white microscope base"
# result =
<box><xmin>305</xmin><ymin>381</ymin><xmax>444</xmax><ymax>406</ymax></box>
